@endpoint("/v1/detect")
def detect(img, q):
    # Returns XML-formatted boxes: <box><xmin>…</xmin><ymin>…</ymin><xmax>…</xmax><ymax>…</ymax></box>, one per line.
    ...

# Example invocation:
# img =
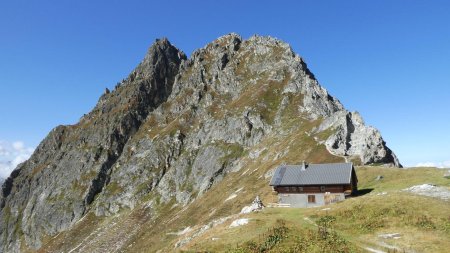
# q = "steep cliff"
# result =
<box><xmin>0</xmin><ymin>34</ymin><xmax>400</xmax><ymax>252</ymax></box>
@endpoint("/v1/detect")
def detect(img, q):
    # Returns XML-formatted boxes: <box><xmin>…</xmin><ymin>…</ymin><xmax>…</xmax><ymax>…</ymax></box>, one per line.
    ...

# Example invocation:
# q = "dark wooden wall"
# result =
<box><xmin>274</xmin><ymin>185</ymin><xmax>348</xmax><ymax>194</ymax></box>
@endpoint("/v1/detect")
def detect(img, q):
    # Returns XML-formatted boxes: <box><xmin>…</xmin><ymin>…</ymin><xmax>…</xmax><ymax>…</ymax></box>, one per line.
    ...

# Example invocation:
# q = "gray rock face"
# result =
<box><xmin>0</xmin><ymin>33</ymin><xmax>401</xmax><ymax>252</ymax></box>
<box><xmin>316</xmin><ymin>111</ymin><xmax>401</xmax><ymax>167</ymax></box>
<box><xmin>0</xmin><ymin>39</ymin><xmax>185</xmax><ymax>252</ymax></box>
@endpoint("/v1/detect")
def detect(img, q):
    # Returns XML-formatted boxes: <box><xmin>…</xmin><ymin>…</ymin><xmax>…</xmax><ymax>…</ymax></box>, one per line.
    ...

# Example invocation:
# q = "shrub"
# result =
<box><xmin>227</xmin><ymin>220</ymin><xmax>288</xmax><ymax>253</ymax></box>
<box><xmin>415</xmin><ymin>215</ymin><xmax>436</xmax><ymax>229</ymax></box>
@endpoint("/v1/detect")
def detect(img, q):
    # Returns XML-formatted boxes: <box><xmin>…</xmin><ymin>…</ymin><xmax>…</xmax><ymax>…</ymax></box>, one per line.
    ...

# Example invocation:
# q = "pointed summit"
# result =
<box><xmin>134</xmin><ymin>38</ymin><xmax>186</xmax><ymax>79</ymax></box>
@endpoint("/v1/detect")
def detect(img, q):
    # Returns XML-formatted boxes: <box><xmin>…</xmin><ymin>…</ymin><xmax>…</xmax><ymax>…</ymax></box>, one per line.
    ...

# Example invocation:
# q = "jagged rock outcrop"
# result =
<box><xmin>0</xmin><ymin>39</ymin><xmax>185</xmax><ymax>252</ymax></box>
<box><xmin>0</xmin><ymin>33</ymin><xmax>400</xmax><ymax>252</ymax></box>
<box><xmin>316</xmin><ymin>111</ymin><xmax>401</xmax><ymax>167</ymax></box>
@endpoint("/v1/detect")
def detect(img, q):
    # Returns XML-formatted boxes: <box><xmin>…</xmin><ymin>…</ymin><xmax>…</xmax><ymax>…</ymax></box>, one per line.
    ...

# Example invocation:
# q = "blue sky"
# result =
<box><xmin>1</xmin><ymin>0</ymin><xmax>449</xmax><ymax>176</ymax></box>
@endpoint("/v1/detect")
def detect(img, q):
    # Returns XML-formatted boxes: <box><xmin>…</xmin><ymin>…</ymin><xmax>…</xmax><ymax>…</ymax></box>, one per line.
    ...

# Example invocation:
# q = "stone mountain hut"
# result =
<box><xmin>269</xmin><ymin>162</ymin><xmax>357</xmax><ymax>208</ymax></box>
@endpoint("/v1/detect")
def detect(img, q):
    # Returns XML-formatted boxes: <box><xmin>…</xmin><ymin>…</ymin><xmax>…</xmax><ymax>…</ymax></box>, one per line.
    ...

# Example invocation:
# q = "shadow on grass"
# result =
<box><xmin>353</xmin><ymin>188</ymin><xmax>373</xmax><ymax>197</ymax></box>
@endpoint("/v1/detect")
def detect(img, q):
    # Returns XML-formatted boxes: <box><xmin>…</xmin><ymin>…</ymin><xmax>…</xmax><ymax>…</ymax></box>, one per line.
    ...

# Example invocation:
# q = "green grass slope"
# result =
<box><xmin>35</xmin><ymin>162</ymin><xmax>450</xmax><ymax>253</ymax></box>
<box><xmin>177</xmin><ymin>167</ymin><xmax>450</xmax><ymax>253</ymax></box>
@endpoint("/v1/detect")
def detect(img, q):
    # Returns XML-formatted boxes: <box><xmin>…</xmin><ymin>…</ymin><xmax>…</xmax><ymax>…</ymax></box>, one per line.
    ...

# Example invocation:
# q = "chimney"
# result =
<box><xmin>301</xmin><ymin>160</ymin><xmax>307</xmax><ymax>171</ymax></box>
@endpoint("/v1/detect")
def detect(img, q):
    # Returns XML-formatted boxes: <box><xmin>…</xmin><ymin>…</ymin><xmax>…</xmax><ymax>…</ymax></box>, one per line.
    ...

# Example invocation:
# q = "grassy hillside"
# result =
<box><xmin>36</xmin><ymin>163</ymin><xmax>450</xmax><ymax>253</ymax></box>
<box><xmin>176</xmin><ymin>166</ymin><xmax>450</xmax><ymax>253</ymax></box>
<box><xmin>34</xmin><ymin>119</ymin><xmax>342</xmax><ymax>253</ymax></box>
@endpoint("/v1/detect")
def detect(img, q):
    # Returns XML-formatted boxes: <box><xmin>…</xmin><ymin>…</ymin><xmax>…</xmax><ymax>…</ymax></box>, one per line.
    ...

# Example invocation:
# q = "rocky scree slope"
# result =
<box><xmin>0</xmin><ymin>33</ymin><xmax>400</xmax><ymax>252</ymax></box>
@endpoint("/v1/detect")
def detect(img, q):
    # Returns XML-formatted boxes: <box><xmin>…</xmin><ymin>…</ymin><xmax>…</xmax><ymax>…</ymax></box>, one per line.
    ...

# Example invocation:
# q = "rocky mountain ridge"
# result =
<box><xmin>0</xmin><ymin>33</ymin><xmax>400</xmax><ymax>252</ymax></box>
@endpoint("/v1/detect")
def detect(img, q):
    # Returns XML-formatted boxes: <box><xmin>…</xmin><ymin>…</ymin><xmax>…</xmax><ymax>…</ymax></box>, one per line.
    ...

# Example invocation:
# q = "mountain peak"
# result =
<box><xmin>134</xmin><ymin>37</ymin><xmax>186</xmax><ymax>79</ymax></box>
<box><xmin>0</xmin><ymin>34</ymin><xmax>401</xmax><ymax>252</ymax></box>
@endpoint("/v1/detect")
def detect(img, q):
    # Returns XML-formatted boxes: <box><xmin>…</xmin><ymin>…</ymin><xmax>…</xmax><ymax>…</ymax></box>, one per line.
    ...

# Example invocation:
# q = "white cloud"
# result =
<box><xmin>0</xmin><ymin>140</ymin><xmax>34</xmax><ymax>179</ymax></box>
<box><xmin>415</xmin><ymin>161</ymin><xmax>450</xmax><ymax>169</ymax></box>
<box><xmin>415</xmin><ymin>162</ymin><xmax>436</xmax><ymax>167</ymax></box>
<box><xmin>0</xmin><ymin>145</ymin><xmax>9</xmax><ymax>156</ymax></box>
<box><xmin>12</xmin><ymin>141</ymin><xmax>25</xmax><ymax>151</ymax></box>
